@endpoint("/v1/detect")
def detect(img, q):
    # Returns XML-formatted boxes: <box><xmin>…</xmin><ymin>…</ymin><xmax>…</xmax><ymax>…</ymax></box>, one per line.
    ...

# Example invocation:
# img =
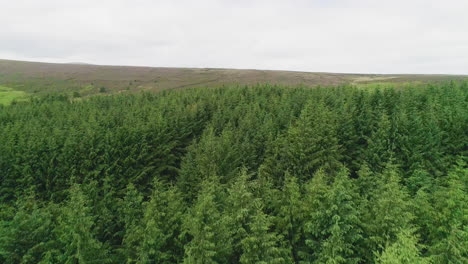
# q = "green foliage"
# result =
<box><xmin>361</xmin><ymin>164</ymin><xmax>415</xmax><ymax>261</ymax></box>
<box><xmin>302</xmin><ymin>169</ymin><xmax>362</xmax><ymax>263</ymax></box>
<box><xmin>261</xmin><ymin>99</ymin><xmax>343</xmax><ymax>184</ymax></box>
<box><xmin>363</xmin><ymin>113</ymin><xmax>394</xmax><ymax>172</ymax></box>
<box><xmin>376</xmin><ymin>228</ymin><xmax>430</xmax><ymax>264</ymax></box>
<box><xmin>274</xmin><ymin>173</ymin><xmax>304</xmax><ymax>262</ymax></box>
<box><xmin>137</xmin><ymin>179</ymin><xmax>186</xmax><ymax>263</ymax></box>
<box><xmin>178</xmin><ymin>127</ymin><xmax>242</xmax><ymax>201</ymax></box>
<box><xmin>119</xmin><ymin>183</ymin><xmax>144</xmax><ymax>263</ymax></box>
<box><xmin>53</xmin><ymin>184</ymin><xmax>110</xmax><ymax>263</ymax></box>
<box><xmin>240</xmin><ymin>204</ymin><xmax>289</xmax><ymax>264</ymax></box>
<box><xmin>224</xmin><ymin>170</ymin><xmax>258</xmax><ymax>261</ymax></box>
<box><xmin>0</xmin><ymin>196</ymin><xmax>56</xmax><ymax>264</ymax></box>
<box><xmin>183</xmin><ymin>177</ymin><xmax>231</xmax><ymax>263</ymax></box>
<box><xmin>0</xmin><ymin>82</ymin><xmax>466</xmax><ymax>262</ymax></box>
<box><xmin>427</xmin><ymin>160</ymin><xmax>468</xmax><ymax>263</ymax></box>
<box><xmin>72</xmin><ymin>91</ymin><xmax>81</xmax><ymax>98</ymax></box>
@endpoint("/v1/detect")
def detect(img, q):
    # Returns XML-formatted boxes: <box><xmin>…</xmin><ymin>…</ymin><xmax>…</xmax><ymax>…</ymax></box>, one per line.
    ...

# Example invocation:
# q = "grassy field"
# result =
<box><xmin>0</xmin><ymin>85</ymin><xmax>28</xmax><ymax>105</ymax></box>
<box><xmin>0</xmin><ymin>59</ymin><xmax>467</xmax><ymax>100</ymax></box>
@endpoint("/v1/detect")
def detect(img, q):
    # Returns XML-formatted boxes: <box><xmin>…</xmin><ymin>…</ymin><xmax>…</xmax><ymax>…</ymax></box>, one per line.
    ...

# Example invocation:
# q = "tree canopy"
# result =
<box><xmin>0</xmin><ymin>82</ymin><xmax>467</xmax><ymax>263</ymax></box>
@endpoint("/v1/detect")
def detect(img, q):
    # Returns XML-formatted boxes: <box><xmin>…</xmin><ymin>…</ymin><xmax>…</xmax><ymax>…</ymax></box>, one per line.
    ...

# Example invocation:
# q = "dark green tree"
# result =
<box><xmin>284</xmin><ymin>101</ymin><xmax>343</xmax><ymax>181</ymax></box>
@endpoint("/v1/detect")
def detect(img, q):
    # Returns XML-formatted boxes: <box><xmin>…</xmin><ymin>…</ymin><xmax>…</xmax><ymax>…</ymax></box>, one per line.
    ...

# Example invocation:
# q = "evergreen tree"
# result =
<box><xmin>375</xmin><ymin>229</ymin><xmax>431</xmax><ymax>264</ymax></box>
<box><xmin>53</xmin><ymin>184</ymin><xmax>109</xmax><ymax>263</ymax></box>
<box><xmin>364</xmin><ymin>113</ymin><xmax>394</xmax><ymax>173</ymax></box>
<box><xmin>376</xmin><ymin>228</ymin><xmax>430</xmax><ymax>264</ymax></box>
<box><xmin>0</xmin><ymin>196</ymin><xmax>56</xmax><ymax>264</ymax></box>
<box><xmin>411</xmin><ymin>187</ymin><xmax>435</xmax><ymax>249</ymax></box>
<box><xmin>240</xmin><ymin>202</ymin><xmax>289</xmax><ymax>264</ymax></box>
<box><xmin>183</xmin><ymin>177</ymin><xmax>231</xmax><ymax>264</ymax></box>
<box><xmin>274</xmin><ymin>173</ymin><xmax>304</xmax><ymax>262</ymax></box>
<box><xmin>283</xmin><ymin>100</ymin><xmax>343</xmax><ymax>181</ymax></box>
<box><xmin>315</xmin><ymin>168</ymin><xmax>362</xmax><ymax>264</ymax></box>
<box><xmin>137</xmin><ymin>179</ymin><xmax>186</xmax><ymax>263</ymax></box>
<box><xmin>224</xmin><ymin>169</ymin><xmax>256</xmax><ymax>262</ymax></box>
<box><xmin>178</xmin><ymin>127</ymin><xmax>242</xmax><ymax>201</ymax></box>
<box><xmin>355</xmin><ymin>163</ymin><xmax>377</xmax><ymax>200</ymax></box>
<box><xmin>119</xmin><ymin>183</ymin><xmax>144</xmax><ymax>263</ymax></box>
<box><xmin>428</xmin><ymin>160</ymin><xmax>467</xmax><ymax>263</ymax></box>
<box><xmin>301</xmin><ymin>169</ymin><xmax>330</xmax><ymax>262</ymax></box>
<box><xmin>361</xmin><ymin>164</ymin><xmax>414</xmax><ymax>261</ymax></box>
<box><xmin>0</xmin><ymin>81</ymin><xmax>466</xmax><ymax>263</ymax></box>
<box><xmin>88</xmin><ymin>176</ymin><xmax>121</xmax><ymax>253</ymax></box>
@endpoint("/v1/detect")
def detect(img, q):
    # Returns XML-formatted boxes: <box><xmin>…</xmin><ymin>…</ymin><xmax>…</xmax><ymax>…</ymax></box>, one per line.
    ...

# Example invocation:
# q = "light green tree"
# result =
<box><xmin>240</xmin><ymin>203</ymin><xmax>289</xmax><ymax>264</ymax></box>
<box><xmin>137</xmin><ymin>179</ymin><xmax>186</xmax><ymax>263</ymax></box>
<box><xmin>183</xmin><ymin>177</ymin><xmax>231</xmax><ymax>264</ymax></box>
<box><xmin>119</xmin><ymin>183</ymin><xmax>144</xmax><ymax>263</ymax></box>
<box><xmin>54</xmin><ymin>184</ymin><xmax>110</xmax><ymax>263</ymax></box>
<box><xmin>361</xmin><ymin>164</ymin><xmax>414</xmax><ymax>262</ymax></box>
<box><xmin>376</xmin><ymin>228</ymin><xmax>430</xmax><ymax>264</ymax></box>
<box><xmin>0</xmin><ymin>195</ymin><xmax>56</xmax><ymax>264</ymax></box>
<box><xmin>428</xmin><ymin>160</ymin><xmax>467</xmax><ymax>263</ymax></box>
<box><xmin>315</xmin><ymin>168</ymin><xmax>362</xmax><ymax>264</ymax></box>
<box><xmin>274</xmin><ymin>173</ymin><xmax>304</xmax><ymax>262</ymax></box>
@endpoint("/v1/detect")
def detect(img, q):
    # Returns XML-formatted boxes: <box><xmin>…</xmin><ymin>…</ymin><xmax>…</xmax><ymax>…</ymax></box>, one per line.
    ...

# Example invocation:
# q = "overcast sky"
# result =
<box><xmin>1</xmin><ymin>0</ymin><xmax>467</xmax><ymax>74</ymax></box>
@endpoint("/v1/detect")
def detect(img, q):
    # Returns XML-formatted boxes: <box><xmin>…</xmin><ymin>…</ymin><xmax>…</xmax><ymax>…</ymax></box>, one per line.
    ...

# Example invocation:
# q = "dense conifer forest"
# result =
<box><xmin>0</xmin><ymin>82</ymin><xmax>466</xmax><ymax>263</ymax></box>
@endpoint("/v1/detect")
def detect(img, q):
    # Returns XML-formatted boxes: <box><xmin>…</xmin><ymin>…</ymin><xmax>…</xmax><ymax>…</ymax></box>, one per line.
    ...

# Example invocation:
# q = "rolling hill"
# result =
<box><xmin>0</xmin><ymin>59</ymin><xmax>466</xmax><ymax>100</ymax></box>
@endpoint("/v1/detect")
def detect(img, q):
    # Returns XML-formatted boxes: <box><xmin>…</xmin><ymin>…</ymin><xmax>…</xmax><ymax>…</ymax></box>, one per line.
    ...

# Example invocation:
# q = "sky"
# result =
<box><xmin>1</xmin><ymin>0</ymin><xmax>467</xmax><ymax>74</ymax></box>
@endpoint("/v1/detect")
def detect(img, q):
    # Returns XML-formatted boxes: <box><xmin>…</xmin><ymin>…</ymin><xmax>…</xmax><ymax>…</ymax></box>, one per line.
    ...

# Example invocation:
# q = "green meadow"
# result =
<box><xmin>0</xmin><ymin>85</ymin><xmax>28</xmax><ymax>105</ymax></box>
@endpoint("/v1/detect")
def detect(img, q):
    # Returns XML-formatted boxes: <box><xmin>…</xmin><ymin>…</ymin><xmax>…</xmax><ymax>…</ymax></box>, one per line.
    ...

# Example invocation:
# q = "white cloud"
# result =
<box><xmin>0</xmin><ymin>0</ymin><xmax>467</xmax><ymax>74</ymax></box>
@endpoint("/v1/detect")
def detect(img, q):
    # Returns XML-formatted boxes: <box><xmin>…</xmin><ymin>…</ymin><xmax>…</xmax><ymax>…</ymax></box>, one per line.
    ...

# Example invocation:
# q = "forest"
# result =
<box><xmin>0</xmin><ymin>82</ymin><xmax>466</xmax><ymax>263</ymax></box>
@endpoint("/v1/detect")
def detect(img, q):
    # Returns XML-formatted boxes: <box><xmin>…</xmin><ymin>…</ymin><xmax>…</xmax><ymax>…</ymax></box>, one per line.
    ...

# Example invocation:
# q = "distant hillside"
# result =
<box><xmin>0</xmin><ymin>59</ymin><xmax>466</xmax><ymax>98</ymax></box>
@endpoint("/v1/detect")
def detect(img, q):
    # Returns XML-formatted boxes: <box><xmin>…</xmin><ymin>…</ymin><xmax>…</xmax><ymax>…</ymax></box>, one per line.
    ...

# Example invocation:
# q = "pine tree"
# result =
<box><xmin>355</xmin><ymin>163</ymin><xmax>377</xmax><ymax>200</ymax></box>
<box><xmin>53</xmin><ymin>184</ymin><xmax>109</xmax><ymax>263</ymax></box>
<box><xmin>361</xmin><ymin>164</ymin><xmax>414</xmax><ymax>261</ymax></box>
<box><xmin>183</xmin><ymin>177</ymin><xmax>231</xmax><ymax>264</ymax></box>
<box><xmin>411</xmin><ymin>187</ymin><xmax>435</xmax><ymax>249</ymax></box>
<box><xmin>283</xmin><ymin>100</ymin><xmax>342</xmax><ymax>182</ymax></box>
<box><xmin>428</xmin><ymin>160</ymin><xmax>467</xmax><ymax>263</ymax></box>
<box><xmin>137</xmin><ymin>179</ymin><xmax>186</xmax><ymax>263</ymax></box>
<box><xmin>224</xmin><ymin>169</ymin><xmax>256</xmax><ymax>262</ymax></box>
<box><xmin>301</xmin><ymin>169</ymin><xmax>330</xmax><ymax>262</ymax></box>
<box><xmin>240</xmin><ymin>202</ymin><xmax>289</xmax><ymax>264</ymax></box>
<box><xmin>274</xmin><ymin>173</ymin><xmax>304</xmax><ymax>262</ymax></box>
<box><xmin>376</xmin><ymin>228</ymin><xmax>430</xmax><ymax>264</ymax></box>
<box><xmin>178</xmin><ymin>127</ymin><xmax>242</xmax><ymax>201</ymax></box>
<box><xmin>0</xmin><ymin>195</ymin><xmax>56</xmax><ymax>264</ymax></box>
<box><xmin>364</xmin><ymin>113</ymin><xmax>394</xmax><ymax>173</ymax></box>
<box><xmin>315</xmin><ymin>168</ymin><xmax>362</xmax><ymax>264</ymax></box>
<box><xmin>119</xmin><ymin>183</ymin><xmax>144</xmax><ymax>263</ymax></box>
<box><xmin>336</xmin><ymin>95</ymin><xmax>361</xmax><ymax>175</ymax></box>
<box><xmin>88</xmin><ymin>176</ymin><xmax>120</xmax><ymax>252</ymax></box>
